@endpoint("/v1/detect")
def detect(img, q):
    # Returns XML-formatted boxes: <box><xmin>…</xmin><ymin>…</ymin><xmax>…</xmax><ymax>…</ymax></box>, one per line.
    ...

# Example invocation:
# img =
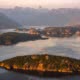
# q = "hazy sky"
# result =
<box><xmin>0</xmin><ymin>0</ymin><xmax>80</xmax><ymax>9</ymax></box>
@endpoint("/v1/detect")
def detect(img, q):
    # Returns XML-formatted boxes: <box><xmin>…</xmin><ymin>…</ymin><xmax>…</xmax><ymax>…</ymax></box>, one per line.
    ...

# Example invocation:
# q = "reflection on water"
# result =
<box><xmin>0</xmin><ymin>69</ymin><xmax>8</xmax><ymax>73</ymax></box>
<box><xmin>0</xmin><ymin>69</ymin><xmax>80</xmax><ymax>80</ymax></box>
<box><xmin>0</xmin><ymin>38</ymin><xmax>80</xmax><ymax>61</ymax></box>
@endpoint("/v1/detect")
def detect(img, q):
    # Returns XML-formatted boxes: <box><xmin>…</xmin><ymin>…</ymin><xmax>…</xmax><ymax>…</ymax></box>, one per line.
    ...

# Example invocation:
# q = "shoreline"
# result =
<box><xmin>0</xmin><ymin>55</ymin><xmax>80</xmax><ymax>78</ymax></box>
<box><xmin>0</xmin><ymin>67</ymin><xmax>80</xmax><ymax>78</ymax></box>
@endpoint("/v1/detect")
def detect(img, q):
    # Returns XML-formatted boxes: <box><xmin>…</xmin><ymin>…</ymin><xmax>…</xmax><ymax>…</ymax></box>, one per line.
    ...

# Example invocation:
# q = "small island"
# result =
<box><xmin>0</xmin><ymin>54</ymin><xmax>80</xmax><ymax>77</ymax></box>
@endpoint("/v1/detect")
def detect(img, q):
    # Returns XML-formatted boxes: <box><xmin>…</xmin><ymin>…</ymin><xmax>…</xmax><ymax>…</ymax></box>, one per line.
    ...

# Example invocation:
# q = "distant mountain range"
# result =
<box><xmin>0</xmin><ymin>12</ymin><xmax>20</xmax><ymax>29</ymax></box>
<box><xmin>0</xmin><ymin>7</ymin><xmax>80</xmax><ymax>27</ymax></box>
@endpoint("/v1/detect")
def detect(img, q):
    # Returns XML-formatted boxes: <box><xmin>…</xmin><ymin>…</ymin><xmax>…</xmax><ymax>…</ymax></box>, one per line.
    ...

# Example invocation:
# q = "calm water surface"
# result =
<box><xmin>0</xmin><ymin>69</ymin><xmax>80</xmax><ymax>80</ymax></box>
<box><xmin>0</xmin><ymin>37</ymin><xmax>80</xmax><ymax>80</ymax></box>
<box><xmin>0</xmin><ymin>38</ymin><xmax>80</xmax><ymax>60</ymax></box>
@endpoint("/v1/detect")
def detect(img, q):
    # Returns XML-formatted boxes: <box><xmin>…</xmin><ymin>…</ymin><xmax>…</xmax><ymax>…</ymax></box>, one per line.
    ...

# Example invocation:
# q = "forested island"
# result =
<box><xmin>0</xmin><ymin>32</ymin><xmax>43</xmax><ymax>45</ymax></box>
<box><xmin>0</xmin><ymin>26</ymin><xmax>80</xmax><ymax>45</ymax></box>
<box><xmin>0</xmin><ymin>55</ymin><xmax>80</xmax><ymax>77</ymax></box>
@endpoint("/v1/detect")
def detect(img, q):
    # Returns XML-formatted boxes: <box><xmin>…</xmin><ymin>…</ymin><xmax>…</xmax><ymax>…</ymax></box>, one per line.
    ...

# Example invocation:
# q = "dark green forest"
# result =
<box><xmin>0</xmin><ymin>32</ymin><xmax>42</xmax><ymax>45</ymax></box>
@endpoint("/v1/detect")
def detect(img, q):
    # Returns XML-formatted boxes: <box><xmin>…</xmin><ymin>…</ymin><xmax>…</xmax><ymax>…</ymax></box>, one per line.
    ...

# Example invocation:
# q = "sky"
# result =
<box><xmin>0</xmin><ymin>0</ymin><xmax>80</xmax><ymax>9</ymax></box>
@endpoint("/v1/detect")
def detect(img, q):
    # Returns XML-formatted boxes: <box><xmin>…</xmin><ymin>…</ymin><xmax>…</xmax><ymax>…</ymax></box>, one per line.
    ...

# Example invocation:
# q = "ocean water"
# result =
<box><xmin>0</xmin><ymin>37</ymin><xmax>80</xmax><ymax>79</ymax></box>
<box><xmin>0</xmin><ymin>37</ymin><xmax>80</xmax><ymax>60</ymax></box>
<box><xmin>0</xmin><ymin>69</ymin><xmax>80</xmax><ymax>80</ymax></box>
<box><xmin>0</xmin><ymin>29</ymin><xmax>15</xmax><ymax>34</ymax></box>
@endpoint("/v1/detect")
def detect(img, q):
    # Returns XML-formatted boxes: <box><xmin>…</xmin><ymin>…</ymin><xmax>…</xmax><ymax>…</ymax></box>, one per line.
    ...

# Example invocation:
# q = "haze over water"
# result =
<box><xmin>0</xmin><ymin>37</ymin><xmax>80</xmax><ymax>61</ymax></box>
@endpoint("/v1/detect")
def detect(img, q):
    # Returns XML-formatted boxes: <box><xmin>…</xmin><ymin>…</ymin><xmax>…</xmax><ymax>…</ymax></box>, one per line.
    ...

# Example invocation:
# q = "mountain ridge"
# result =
<box><xmin>0</xmin><ymin>12</ymin><xmax>20</xmax><ymax>29</ymax></box>
<box><xmin>0</xmin><ymin>7</ymin><xmax>80</xmax><ymax>27</ymax></box>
